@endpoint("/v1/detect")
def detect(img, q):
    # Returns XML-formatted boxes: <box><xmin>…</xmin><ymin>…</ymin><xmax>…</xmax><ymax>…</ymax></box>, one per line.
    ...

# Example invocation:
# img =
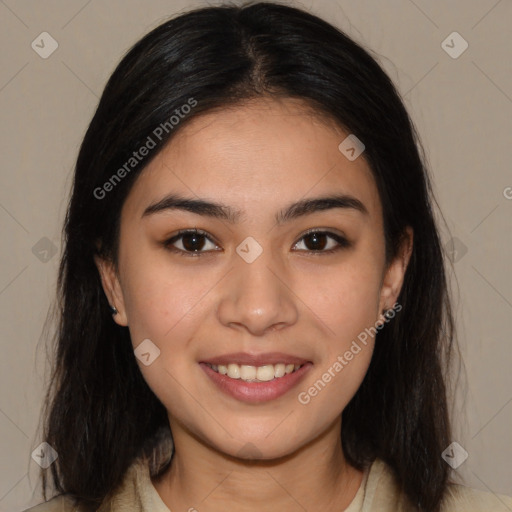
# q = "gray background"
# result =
<box><xmin>0</xmin><ymin>0</ymin><xmax>511</xmax><ymax>510</ymax></box>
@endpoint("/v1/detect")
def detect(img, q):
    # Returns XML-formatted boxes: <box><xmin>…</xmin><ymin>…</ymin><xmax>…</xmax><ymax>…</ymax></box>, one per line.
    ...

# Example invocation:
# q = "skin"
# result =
<box><xmin>95</xmin><ymin>96</ymin><xmax>413</xmax><ymax>512</ymax></box>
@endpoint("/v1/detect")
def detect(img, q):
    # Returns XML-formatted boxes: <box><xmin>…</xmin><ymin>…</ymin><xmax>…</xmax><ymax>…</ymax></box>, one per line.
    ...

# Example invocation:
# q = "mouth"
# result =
<box><xmin>199</xmin><ymin>354</ymin><xmax>313</xmax><ymax>403</ymax></box>
<box><xmin>204</xmin><ymin>362</ymin><xmax>304</xmax><ymax>383</ymax></box>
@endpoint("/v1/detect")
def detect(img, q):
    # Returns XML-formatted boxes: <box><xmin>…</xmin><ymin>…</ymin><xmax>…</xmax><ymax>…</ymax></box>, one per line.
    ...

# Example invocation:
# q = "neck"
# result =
<box><xmin>152</xmin><ymin>419</ymin><xmax>365</xmax><ymax>512</ymax></box>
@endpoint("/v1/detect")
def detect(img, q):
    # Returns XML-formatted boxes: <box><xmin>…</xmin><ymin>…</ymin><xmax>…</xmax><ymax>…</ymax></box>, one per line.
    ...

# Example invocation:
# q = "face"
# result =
<box><xmin>96</xmin><ymin>97</ymin><xmax>412</xmax><ymax>460</ymax></box>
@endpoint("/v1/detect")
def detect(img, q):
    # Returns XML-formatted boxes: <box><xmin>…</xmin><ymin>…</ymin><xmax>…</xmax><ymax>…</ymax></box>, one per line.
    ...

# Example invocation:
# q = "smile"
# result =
<box><xmin>200</xmin><ymin>361</ymin><xmax>313</xmax><ymax>403</ymax></box>
<box><xmin>205</xmin><ymin>362</ymin><xmax>303</xmax><ymax>382</ymax></box>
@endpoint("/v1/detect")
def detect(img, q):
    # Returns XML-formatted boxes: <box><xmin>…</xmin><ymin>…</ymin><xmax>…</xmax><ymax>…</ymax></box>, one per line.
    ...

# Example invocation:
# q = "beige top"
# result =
<box><xmin>24</xmin><ymin>455</ymin><xmax>512</xmax><ymax>512</ymax></box>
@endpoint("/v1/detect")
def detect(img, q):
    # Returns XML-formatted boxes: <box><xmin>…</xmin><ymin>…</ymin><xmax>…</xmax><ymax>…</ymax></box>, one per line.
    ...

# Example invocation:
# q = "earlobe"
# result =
<box><xmin>93</xmin><ymin>254</ymin><xmax>129</xmax><ymax>326</ymax></box>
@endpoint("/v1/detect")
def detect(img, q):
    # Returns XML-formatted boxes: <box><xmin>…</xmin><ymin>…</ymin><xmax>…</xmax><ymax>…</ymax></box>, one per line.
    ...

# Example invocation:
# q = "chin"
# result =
<box><xmin>214</xmin><ymin>432</ymin><xmax>305</xmax><ymax>462</ymax></box>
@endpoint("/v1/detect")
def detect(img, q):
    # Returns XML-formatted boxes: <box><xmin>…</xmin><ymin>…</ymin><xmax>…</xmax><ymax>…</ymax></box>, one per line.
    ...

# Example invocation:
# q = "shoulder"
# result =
<box><xmin>440</xmin><ymin>482</ymin><xmax>512</xmax><ymax>511</ymax></box>
<box><xmin>22</xmin><ymin>494</ymin><xmax>90</xmax><ymax>512</ymax></box>
<box><xmin>22</xmin><ymin>457</ymin><xmax>154</xmax><ymax>512</ymax></box>
<box><xmin>362</xmin><ymin>458</ymin><xmax>512</xmax><ymax>512</ymax></box>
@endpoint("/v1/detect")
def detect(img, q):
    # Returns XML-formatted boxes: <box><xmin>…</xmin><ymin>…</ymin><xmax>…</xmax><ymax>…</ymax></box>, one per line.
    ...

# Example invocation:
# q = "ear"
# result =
<box><xmin>377</xmin><ymin>226</ymin><xmax>413</xmax><ymax>324</ymax></box>
<box><xmin>93</xmin><ymin>254</ymin><xmax>129</xmax><ymax>326</ymax></box>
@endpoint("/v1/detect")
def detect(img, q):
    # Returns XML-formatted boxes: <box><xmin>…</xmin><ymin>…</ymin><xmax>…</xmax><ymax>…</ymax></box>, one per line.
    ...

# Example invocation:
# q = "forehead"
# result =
<box><xmin>122</xmin><ymin>97</ymin><xmax>382</xmax><ymax>225</ymax></box>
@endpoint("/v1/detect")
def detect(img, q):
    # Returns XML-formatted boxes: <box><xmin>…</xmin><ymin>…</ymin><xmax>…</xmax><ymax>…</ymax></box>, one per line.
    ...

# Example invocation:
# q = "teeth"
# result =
<box><xmin>227</xmin><ymin>364</ymin><xmax>241</xmax><ymax>379</ymax></box>
<box><xmin>208</xmin><ymin>362</ymin><xmax>302</xmax><ymax>382</ymax></box>
<box><xmin>257</xmin><ymin>365</ymin><xmax>275</xmax><ymax>381</ymax></box>
<box><xmin>274</xmin><ymin>363</ymin><xmax>285</xmax><ymax>378</ymax></box>
<box><xmin>240</xmin><ymin>365</ymin><xmax>257</xmax><ymax>380</ymax></box>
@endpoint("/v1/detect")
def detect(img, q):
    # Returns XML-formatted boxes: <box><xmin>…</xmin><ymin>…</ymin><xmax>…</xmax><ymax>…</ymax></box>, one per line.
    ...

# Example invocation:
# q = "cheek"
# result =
<box><xmin>295</xmin><ymin>255</ymin><xmax>383</xmax><ymax>343</ymax></box>
<box><xmin>120</xmin><ymin>251</ymin><xmax>213</xmax><ymax>345</ymax></box>
<box><xmin>295</xmin><ymin>265</ymin><xmax>379</xmax><ymax>415</ymax></box>
<box><xmin>119</xmin><ymin>256</ymin><xmax>210</xmax><ymax>412</ymax></box>
<box><xmin>298</xmin><ymin>346</ymin><xmax>374</xmax><ymax>421</ymax></box>
<box><xmin>291</xmin><ymin>253</ymin><xmax>382</xmax><ymax>413</ymax></box>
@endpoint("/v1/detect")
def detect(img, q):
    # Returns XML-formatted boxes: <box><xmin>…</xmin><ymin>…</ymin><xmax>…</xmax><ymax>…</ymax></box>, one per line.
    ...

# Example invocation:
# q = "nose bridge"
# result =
<box><xmin>216</xmin><ymin>237</ymin><xmax>298</xmax><ymax>334</ymax></box>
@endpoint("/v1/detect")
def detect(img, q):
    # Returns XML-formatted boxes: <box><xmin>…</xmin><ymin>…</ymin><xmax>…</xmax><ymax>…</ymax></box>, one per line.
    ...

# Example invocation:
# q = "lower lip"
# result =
<box><xmin>200</xmin><ymin>362</ymin><xmax>313</xmax><ymax>403</ymax></box>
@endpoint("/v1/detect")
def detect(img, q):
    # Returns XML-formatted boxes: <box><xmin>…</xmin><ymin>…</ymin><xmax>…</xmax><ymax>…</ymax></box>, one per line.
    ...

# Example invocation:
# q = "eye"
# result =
<box><xmin>163</xmin><ymin>228</ymin><xmax>220</xmax><ymax>256</ymax></box>
<box><xmin>292</xmin><ymin>230</ymin><xmax>350</xmax><ymax>254</ymax></box>
<box><xmin>163</xmin><ymin>228</ymin><xmax>350</xmax><ymax>257</ymax></box>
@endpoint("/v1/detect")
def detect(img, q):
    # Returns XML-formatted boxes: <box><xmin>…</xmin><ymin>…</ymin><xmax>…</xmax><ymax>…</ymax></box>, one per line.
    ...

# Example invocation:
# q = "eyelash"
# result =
<box><xmin>162</xmin><ymin>228</ymin><xmax>351</xmax><ymax>257</ymax></box>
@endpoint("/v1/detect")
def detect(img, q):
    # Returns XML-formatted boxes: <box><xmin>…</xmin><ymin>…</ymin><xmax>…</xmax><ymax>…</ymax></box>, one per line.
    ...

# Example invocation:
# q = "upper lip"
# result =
<box><xmin>201</xmin><ymin>352</ymin><xmax>310</xmax><ymax>366</ymax></box>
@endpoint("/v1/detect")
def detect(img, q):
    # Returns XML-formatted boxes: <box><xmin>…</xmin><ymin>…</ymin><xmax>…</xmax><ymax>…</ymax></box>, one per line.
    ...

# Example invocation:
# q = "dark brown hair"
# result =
<box><xmin>40</xmin><ymin>2</ymin><xmax>458</xmax><ymax>511</ymax></box>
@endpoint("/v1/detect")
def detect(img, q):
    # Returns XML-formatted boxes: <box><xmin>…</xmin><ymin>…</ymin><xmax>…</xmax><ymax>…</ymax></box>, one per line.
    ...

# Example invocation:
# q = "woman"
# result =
<box><xmin>25</xmin><ymin>2</ymin><xmax>512</xmax><ymax>511</ymax></box>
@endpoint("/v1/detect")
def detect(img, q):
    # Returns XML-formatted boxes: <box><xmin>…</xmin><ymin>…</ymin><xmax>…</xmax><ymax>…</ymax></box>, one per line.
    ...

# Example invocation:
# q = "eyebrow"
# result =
<box><xmin>141</xmin><ymin>193</ymin><xmax>369</xmax><ymax>224</ymax></box>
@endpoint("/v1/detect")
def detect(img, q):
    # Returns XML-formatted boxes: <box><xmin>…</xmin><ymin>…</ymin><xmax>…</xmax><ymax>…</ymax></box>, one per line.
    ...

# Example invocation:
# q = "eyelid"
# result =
<box><xmin>163</xmin><ymin>227</ymin><xmax>350</xmax><ymax>256</ymax></box>
<box><xmin>163</xmin><ymin>228</ymin><xmax>221</xmax><ymax>256</ymax></box>
<box><xmin>292</xmin><ymin>228</ymin><xmax>350</xmax><ymax>253</ymax></box>
<box><xmin>174</xmin><ymin>227</ymin><xmax>218</xmax><ymax>244</ymax></box>
<box><xmin>296</xmin><ymin>226</ymin><xmax>348</xmax><ymax>242</ymax></box>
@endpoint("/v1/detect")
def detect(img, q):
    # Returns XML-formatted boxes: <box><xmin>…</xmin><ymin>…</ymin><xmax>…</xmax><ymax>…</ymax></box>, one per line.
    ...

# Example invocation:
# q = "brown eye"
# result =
<box><xmin>293</xmin><ymin>230</ymin><xmax>350</xmax><ymax>253</ymax></box>
<box><xmin>164</xmin><ymin>229</ymin><xmax>219</xmax><ymax>256</ymax></box>
<box><xmin>180</xmin><ymin>231</ymin><xmax>207</xmax><ymax>251</ymax></box>
<box><xmin>303</xmin><ymin>232</ymin><xmax>329</xmax><ymax>251</ymax></box>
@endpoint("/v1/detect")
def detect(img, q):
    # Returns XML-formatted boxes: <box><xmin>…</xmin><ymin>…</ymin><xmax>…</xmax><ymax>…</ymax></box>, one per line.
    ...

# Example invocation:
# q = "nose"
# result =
<box><xmin>216</xmin><ymin>245</ymin><xmax>299</xmax><ymax>336</ymax></box>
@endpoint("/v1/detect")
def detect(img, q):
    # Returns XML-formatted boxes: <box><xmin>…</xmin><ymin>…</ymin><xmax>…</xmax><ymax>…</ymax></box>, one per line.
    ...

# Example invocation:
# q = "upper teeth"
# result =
<box><xmin>207</xmin><ymin>363</ymin><xmax>302</xmax><ymax>382</ymax></box>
